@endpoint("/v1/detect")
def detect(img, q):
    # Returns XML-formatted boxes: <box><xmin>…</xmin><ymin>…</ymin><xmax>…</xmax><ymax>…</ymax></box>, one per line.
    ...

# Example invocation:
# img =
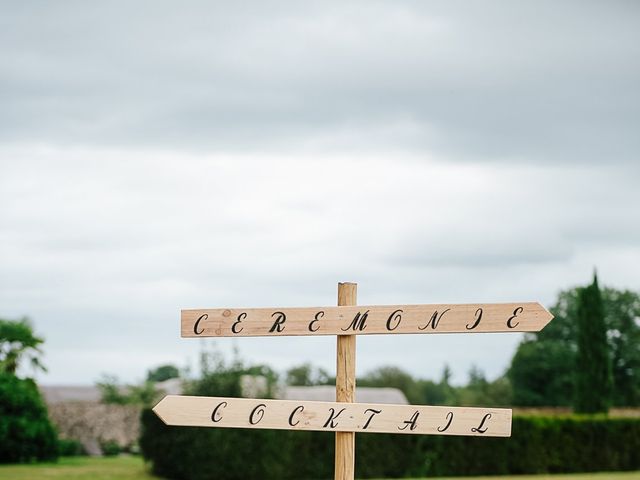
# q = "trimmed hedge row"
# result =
<box><xmin>140</xmin><ymin>412</ymin><xmax>640</xmax><ymax>479</ymax></box>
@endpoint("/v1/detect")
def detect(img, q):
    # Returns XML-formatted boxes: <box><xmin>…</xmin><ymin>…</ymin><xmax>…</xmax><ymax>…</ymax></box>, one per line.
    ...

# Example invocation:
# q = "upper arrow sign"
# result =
<box><xmin>181</xmin><ymin>302</ymin><xmax>553</xmax><ymax>337</ymax></box>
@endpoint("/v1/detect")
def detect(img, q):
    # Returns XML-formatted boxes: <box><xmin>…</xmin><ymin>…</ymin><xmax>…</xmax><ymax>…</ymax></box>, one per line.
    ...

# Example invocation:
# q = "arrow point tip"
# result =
<box><xmin>152</xmin><ymin>395</ymin><xmax>170</xmax><ymax>425</ymax></box>
<box><xmin>540</xmin><ymin>304</ymin><xmax>554</xmax><ymax>328</ymax></box>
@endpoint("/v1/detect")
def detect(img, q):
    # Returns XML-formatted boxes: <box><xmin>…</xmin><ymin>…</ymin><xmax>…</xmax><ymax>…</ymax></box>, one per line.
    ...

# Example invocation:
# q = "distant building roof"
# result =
<box><xmin>156</xmin><ymin>378</ymin><xmax>183</xmax><ymax>395</ymax></box>
<box><xmin>281</xmin><ymin>386</ymin><xmax>408</xmax><ymax>405</ymax></box>
<box><xmin>40</xmin><ymin>385</ymin><xmax>101</xmax><ymax>404</ymax></box>
<box><xmin>40</xmin><ymin>378</ymin><xmax>184</xmax><ymax>404</ymax></box>
<box><xmin>40</xmin><ymin>380</ymin><xmax>408</xmax><ymax>405</ymax></box>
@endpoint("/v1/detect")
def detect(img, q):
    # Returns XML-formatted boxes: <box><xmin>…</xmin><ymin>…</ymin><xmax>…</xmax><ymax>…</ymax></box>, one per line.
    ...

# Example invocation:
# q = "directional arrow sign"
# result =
<box><xmin>181</xmin><ymin>302</ymin><xmax>553</xmax><ymax>337</ymax></box>
<box><xmin>153</xmin><ymin>395</ymin><xmax>512</xmax><ymax>437</ymax></box>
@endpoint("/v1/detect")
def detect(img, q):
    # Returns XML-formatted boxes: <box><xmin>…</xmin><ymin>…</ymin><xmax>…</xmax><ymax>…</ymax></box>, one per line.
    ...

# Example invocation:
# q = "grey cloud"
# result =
<box><xmin>1</xmin><ymin>2</ymin><xmax>639</xmax><ymax>385</ymax></box>
<box><xmin>1</xmin><ymin>1</ymin><xmax>639</xmax><ymax>163</ymax></box>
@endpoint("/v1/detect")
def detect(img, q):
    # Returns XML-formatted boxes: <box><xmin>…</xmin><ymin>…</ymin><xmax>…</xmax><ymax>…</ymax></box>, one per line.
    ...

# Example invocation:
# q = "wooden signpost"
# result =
<box><xmin>154</xmin><ymin>282</ymin><xmax>553</xmax><ymax>480</ymax></box>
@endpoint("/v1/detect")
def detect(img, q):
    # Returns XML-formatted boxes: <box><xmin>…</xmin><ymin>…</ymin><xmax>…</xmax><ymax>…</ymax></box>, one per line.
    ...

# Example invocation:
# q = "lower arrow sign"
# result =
<box><xmin>153</xmin><ymin>395</ymin><xmax>511</xmax><ymax>437</ymax></box>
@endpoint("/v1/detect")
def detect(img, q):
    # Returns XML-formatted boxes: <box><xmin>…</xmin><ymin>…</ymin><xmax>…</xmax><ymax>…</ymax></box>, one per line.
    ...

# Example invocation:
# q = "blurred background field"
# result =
<box><xmin>1</xmin><ymin>457</ymin><xmax>639</xmax><ymax>480</ymax></box>
<box><xmin>0</xmin><ymin>457</ymin><xmax>155</xmax><ymax>480</ymax></box>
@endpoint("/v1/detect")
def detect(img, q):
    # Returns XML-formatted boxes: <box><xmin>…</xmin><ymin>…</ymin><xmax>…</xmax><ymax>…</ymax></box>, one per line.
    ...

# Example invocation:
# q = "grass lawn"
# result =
<box><xmin>0</xmin><ymin>456</ymin><xmax>156</xmax><ymax>480</ymax></box>
<box><xmin>398</xmin><ymin>474</ymin><xmax>640</xmax><ymax>480</ymax></box>
<box><xmin>0</xmin><ymin>457</ymin><xmax>638</xmax><ymax>480</ymax></box>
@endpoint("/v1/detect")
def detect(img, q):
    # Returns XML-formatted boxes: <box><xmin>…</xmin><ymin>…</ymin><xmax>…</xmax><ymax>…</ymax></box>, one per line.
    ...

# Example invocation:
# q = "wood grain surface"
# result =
<box><xmin>182</xmin><ymin>302</ymin><xmax>553</xmax><ymax>337</ymax></box>
<box><xmin>153</xmin><ymin>395</ymin><xmax>512</xmax><ymax>437</ymax></box>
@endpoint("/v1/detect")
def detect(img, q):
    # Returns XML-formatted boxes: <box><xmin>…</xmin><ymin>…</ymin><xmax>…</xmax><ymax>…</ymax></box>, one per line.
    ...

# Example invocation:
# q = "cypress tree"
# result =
<box><xmin>574</xmin><ymin>273</ymin><xmax>613</xmax><ymax>413</ymax></box>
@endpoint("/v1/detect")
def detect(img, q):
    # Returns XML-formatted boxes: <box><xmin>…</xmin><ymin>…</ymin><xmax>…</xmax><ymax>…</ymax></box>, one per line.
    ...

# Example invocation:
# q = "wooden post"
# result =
<box><xmin>335</xmin><ymin>282</ymin><xmax>357</xmax><ymax>480</ymax></box>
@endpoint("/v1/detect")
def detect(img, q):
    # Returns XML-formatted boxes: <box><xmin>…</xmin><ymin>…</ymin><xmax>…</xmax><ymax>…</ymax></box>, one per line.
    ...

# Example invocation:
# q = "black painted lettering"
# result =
<box><xmin>466</xmin><ymin>308</ymin><xmax>483</xmax><ymax>330</ymax></box>
<box><xmin>341</xmin><ymin>310</ymin><xmax>369</xmax><ymax>332</ymax></box>
<box><xmin>249</xmin><ymin>403</ymin><xmax>266</xmax><ymax>425</ymax></box>
<box><xmin>386</xmin><ymin>309</ymin><xmax>403</xmax><ymax>331</ymax></box>
<box><xmin>418</xmin><ymin>309</ymin><xmax>450</xmax><ymax>330</ymax></box>
<box><xmin>398</xmin><ymin>411</ymin><xmax>419</xmax><ymax>431</ymax></box>
<box><xmin>362</xmin><ymin>408</ymin><xmax>382</xmax><ymax>429</ymax></box>
<box><xmin>194</xmin><ymin>313</ymin><xmax>208</xmax><ymax>335</ymax></box>
<box><xmin>232</xmin><ymin>312</ymin><xmax>246</xmax><ymax>334</ymax></box>
<box><xmin>269</xmin><ymin>311</ymin><xmax>286</xmax><ymax>333</ymax></box>
<box><xmin>437</xmin><ymin>411</ymin><xmax>454</xmax><ymax>432</ymax></box>
<box><xmin>471</xmin><ymin>413</ymin><xmax>492</xmax><ymax>434</ymax></box>
<box><xmin>507</xmin><ymin>307</ymin><xmax>523</xmax><ymax>329</ymax></box>
<box><xmin>309</xmin><ymin>311</ymin><xmax>323</xmax><ymax>332</ymax></box>
<box><xmin>289</xmin><ymin>405</ymin><xmax>304</xmax><ymax>426</ymax></box>
<box><xmin>323</xmin><ymin>407</ymin><xmax>346</xmax><ymax>428</ymax></box>
<box><xmin>211</xmin><ymin>401</ymin><xmax>227</xmax><ymax>423</ymax></box>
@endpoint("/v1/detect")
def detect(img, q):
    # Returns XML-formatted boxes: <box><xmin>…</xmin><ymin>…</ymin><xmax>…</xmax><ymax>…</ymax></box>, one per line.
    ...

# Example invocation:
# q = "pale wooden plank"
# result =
<box><xmin>335</xmin><ymin>282</ymin><xmax>357</xmax><ymax>480</ymax></box>
<box><xmin>153</xmin><ymin>395</ymin><xmax>512</xmax><ymax>437</ymax></box>
<box><xmin>181</xmin><ymin>302</ymin><xmax>553</xmax><ymax>338</ymax></box>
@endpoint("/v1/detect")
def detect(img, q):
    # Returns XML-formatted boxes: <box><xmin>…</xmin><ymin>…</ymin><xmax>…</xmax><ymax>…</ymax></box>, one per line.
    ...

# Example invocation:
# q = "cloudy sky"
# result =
<box><xmin>1</xmin><ymin>1</ymin><xmax>638</xmax><ymax>387</ymax></box>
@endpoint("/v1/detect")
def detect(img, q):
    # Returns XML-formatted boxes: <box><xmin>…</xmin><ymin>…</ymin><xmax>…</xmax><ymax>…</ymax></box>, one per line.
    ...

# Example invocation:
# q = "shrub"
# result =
<box><xmin>416</xmin><ymin>415</ymin><xmax>640</xmax><ymax>477</ymax></box>
<box><xmin>0</xmin><ymin>372</ymin><xmax>58</xmax><ymax>463</ymax></box>
<box><xmin>140</xmin><ymin>356</ymin><xmax>285</xmax><ymax>480</ymax></box>
<box><xmin>57</xmin><ymin>438</ymin><xmax>86</xmax><ymax>457</ymax></box>
<box><xmin>141</xmin><ymin>411</ymin><xmax>640</xmax><ymax>479</ymax></box>
<box><xmin>100</xmin><ymin>440</ymin><xmax>121</xmax><ymax>456</ymax></box>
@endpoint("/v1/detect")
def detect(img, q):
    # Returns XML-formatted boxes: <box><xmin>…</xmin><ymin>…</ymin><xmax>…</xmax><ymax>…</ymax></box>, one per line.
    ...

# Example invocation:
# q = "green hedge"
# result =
<box><xmin>418</xmin><ymin>416</ymin><xmax>640</xmax><ymax>476</ymax></box>
<box><xmin>57</xmin><ymin>438</ymin><xmax>86</xmax><ymax>457</ymax></box>
<box><xmin>0</xmin><ymin>373</ymin><xmax>58</xmax><ymax>463</ymax></box>
<box><xmin>140</xmin><ymin>412</ymin><xmax>640</xmax><ymax>479</ymax></box>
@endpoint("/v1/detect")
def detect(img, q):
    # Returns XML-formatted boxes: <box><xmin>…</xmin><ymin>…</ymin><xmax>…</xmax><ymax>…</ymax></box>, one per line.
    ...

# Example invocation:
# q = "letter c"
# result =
<box><xmin>289</xmin><ymin>405</ymin><xmax>304</xmax><ymax>426</ymax></box>
<box><xmin>211</xmin><ymin>401</ymin><xmax>227</xmax><ymax>423</ymax></box>
<box><xmin>194</xmin><ymin>313</ymin><xmax>208</xmax><ymax>335</ymax></box>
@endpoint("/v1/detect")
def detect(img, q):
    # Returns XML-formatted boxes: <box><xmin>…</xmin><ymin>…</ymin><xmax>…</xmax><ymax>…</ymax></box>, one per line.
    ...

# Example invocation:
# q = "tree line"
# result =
<box><xmin>96</xmin><ymin>274</ymin><xmax>639</xmax><ymax>413</ymax></box>
<box><xmin>285</xmin><ymin>274</ymin><xmax>640</xmax><ymax>413</ymax></box>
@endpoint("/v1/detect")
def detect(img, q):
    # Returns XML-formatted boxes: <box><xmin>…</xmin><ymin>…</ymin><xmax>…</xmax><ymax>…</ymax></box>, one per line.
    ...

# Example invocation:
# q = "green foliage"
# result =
<box><xmin>360</xmin><ymin>366</ymin><xmax>424</xmax><ymax>404</ymax></box>
<box><xmin>128</xmin><ymin>382</ymin><xmax>162</xmax><ymax>406</ymax></box>
<box><xmin>147</xmin><ymin>364</ymin><xmax>180</xmax><ymax>383</ymax></box>
<box><xmin>510</xmin><ymin>282</ymin><xmax>640</xmax><ymax>407</ymax></box>
<box><xmin>542</xmin><ymin>288</ymin><xmax>581</xmax><ymax>342</ymax></box>
<box><xmin>285</xmin><ymin>362</ymin><xmax>331</xmax><ymax>386</ymax></box>
<box><xmin>97</xmin><ymin>375</ymin><xmax>130</xmax><ymax>405</ymax></box>
<box><xmin>57</xmin><ymin>438</ymin><xmax>86</xmax><ymax>457</ymax></box>
<box><xmin>0</xmin><ymin>372</ymin><xmax>58</xmax><ymax>463</ymax></box>
<box><xmin>140</xmin><ymin>353</ymin><xmax>286</xmax><ymax>480</ymax></box>
<box><xmin>604</xmin><ymin>289</ymin><xmax>640</xmax><ymax>406</ymax></box>
<box><xmin>0</xmin><ymin>317</ymin><xmax>46</xmax><ymax>375</ymax></box>
<box><xmin>418</xmin><ymin>416</ymin><xmax>640</xmax><ymax>477</ymax></box>
<box><xmin>97</xmin><ymin>375</ymin><xmax>161</xmax><ymax>407</ymax></box>
<box><xmin>359</xmin><ymin>364</ymin><xmax>511</xmax><ymax>408</ymax></box>
<box><xmin>141</xmin><ymin>411</ymin><xmax>292</xmax><ymax>480</ymax></box>
<box><xmin>188</xmin><ymin>349</ymin><xmax>278</xmax><ymax>399</ymax></box>
<box><xmin>455</xmin><ymin>367</ymin><xmax>513</xmax><ymax>407</ymax></box>
<box><xmin>141</xmin><ymin>409</ymin><xmax>640</xmax><ymax>479</ymax></box>
<box><xmin>575</xmin><ymin>274</ymin><xmax>613</xmax><ymax>413</ymax></box>
<box><xmin>426</xmin><ymin>364</ymin><xmax>457</xmax><ymax>405</ymax></box>
<box><xmin>509</xmin><ymin>340</ymin><xmax>575</xmax><ymax>406</ymax></box>
<box><xmin>100</xmin><ymin>440</ymin><xmax>121</xmax><ymax>457</ymax></box>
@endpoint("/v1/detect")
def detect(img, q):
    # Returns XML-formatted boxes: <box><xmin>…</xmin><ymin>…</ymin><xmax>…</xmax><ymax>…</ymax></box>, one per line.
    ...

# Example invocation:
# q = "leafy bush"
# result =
<box><xmin>0</xmin><ymin>317</ymin><xmax>45</xmax><ymax>375</ymax></box>
<box><xmin>141</xmin><ymin>348</ymin><xmax>639</xmax><ymax>478</ymax></box>
<box><xmin>141</xmin><ymin>410</ymin><xmax>640</xmax><ymax>479</ymax></box>
<box><xmin>140</xmin><ymin>354</ymin><xmax>285</xmax><ymax>480</ymax></box>
<box><xmin>0</xmin><ymin>372</ymin><xmax>58</xmax><ymax>463</ymax></box>
<box><xmin>416</xmin><ymin>415</ymin><xmax>640</xmax><ymax>477</ymax></box>
<box><xmin>97</xmin><ymin>374</ymin><xmax>161</xmax><ymax>406</ymax></box>
<box><xmin>57</xmin><ymin>438</ymin><xmax>86</xmax><ymax>456</ymax></box>
<box><xmin>100</xmin><ymin>440</ymin><xmax>121</xmax><ymax>456</ymax></box>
